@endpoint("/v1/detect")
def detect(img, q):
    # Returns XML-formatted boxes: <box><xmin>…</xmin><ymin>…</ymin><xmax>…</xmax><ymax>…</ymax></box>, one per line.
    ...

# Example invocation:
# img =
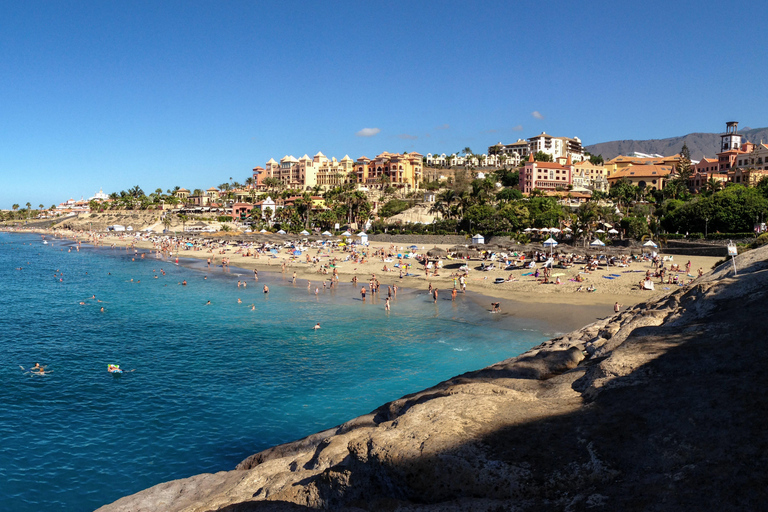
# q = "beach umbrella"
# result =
<box><xmin>595</xmin><ymin>229</ymin><xmax>606</xmax><ymax>233</ymax></box>
<box><xmin>427</xmin><ymin>247</ymin><xmax>447</xmax><ymax>257</ymax></box>
<box><xmin>277</xmin><ymin>229</ymin><xmax>286</xmax><ymax>234</ymax></box>
<box><xmin>523</xmin><ymin>228</ymin><xmax>532</xmax><ymax>232</ymax></box>
<box><xmin>643</xmin><ymin>240</ymin><xmax>658</xmax><ymax>247</ymax></box>
<box><xmin>608</xmin><ymin>228</ymin><xmax>619</xmax><ymax>234</ymax></box>
<box><xmin>300</xmin><ymin>230</ymin><xmax>310</xmax><ymax>235</ymax></box>
<box><xmin>563</xmin><ymin>227</ymin><xmax>572</xmax><ymax>232</ymax></box>
<box><xmin>259</xmin><ymin>229</ymin><xmax>267</xmax><ymax>233</ymax></box>
<box><xmin>549</xmin><ymin>227</ymin><xmax>561</xmax><ymax>233</ymax></box>
<box><xmin>539</xmin><ymin>227</ymin><xmax>550</xmax><ymax>233</ymax></box>
<box><xmin>341</xmin><ymin>231</ymin><xmax>352</xmax><ymax>236</ymax></box>
<box><xmin>322</xmin><ymin>231</ymin><xmax>332</xmax><ymax>236</ymax></box>
<box><xmin>542</xmin><ymin>236</ymin><xmax>558</xmax><ymax>257</ymax></box>
<box><xmin>590</xmin><ymin>239</ymin><xmax>605</xmax><ymax>246</ymax></box>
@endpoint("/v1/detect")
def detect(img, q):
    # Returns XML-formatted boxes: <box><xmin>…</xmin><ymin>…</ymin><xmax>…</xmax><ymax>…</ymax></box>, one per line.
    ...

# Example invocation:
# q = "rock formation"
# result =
<box><xmin>99</xmin><ymin>247</ymin><xmax>768</xmax><ymax>511</ymax></box>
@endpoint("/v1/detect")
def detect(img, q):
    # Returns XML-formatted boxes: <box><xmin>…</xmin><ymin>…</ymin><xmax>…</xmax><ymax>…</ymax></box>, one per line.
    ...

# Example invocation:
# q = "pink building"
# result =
<box><xmin>520</xmin><ymin>154</ymin><xmax>575</xmax><ymax>194</ymax></box>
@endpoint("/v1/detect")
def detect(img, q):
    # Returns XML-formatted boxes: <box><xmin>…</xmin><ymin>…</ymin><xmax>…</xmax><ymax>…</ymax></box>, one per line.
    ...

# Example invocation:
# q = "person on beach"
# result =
<box><xmin>292</xmin><ymin>272</ymin><xmax>296</xmax><ymax>283</ymax></box>
<box><xmin>452</xmin><ymin>288</ymin><xmax>457</xmax><ymax>301</ymax></box>
<box><xmin>491</xmin><ymin>302</ymin><xmax>500</xmax><ymax>313</ymax></box>
<box><xmin>361</xmin><ymin>286</ymin><xmax>366</xmax><ymax>301</ymax></box>
<box><xmin>614</xmin><ymin>301</ymin><xmax>622</xmax><ymax>313</ymax></box>
<box><xmin>385</xmin><ymin>297</ymin><xmax>390</xmax><ymax>311</ymax></box>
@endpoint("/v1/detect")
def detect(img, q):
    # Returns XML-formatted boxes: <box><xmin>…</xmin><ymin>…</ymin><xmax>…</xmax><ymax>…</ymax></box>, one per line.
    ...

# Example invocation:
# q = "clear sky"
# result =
<box><xmin>1</xmin><ymin>0</ymin><xmax>766</xmax><ymax>209</ymax></box>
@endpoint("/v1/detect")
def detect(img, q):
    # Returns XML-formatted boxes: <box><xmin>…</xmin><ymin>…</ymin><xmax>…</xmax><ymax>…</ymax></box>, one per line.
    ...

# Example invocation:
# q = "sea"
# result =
<box><xmin>0</xmin><ymin>231</ymin><xmax>554</xmax><ymax>511</ymax></box>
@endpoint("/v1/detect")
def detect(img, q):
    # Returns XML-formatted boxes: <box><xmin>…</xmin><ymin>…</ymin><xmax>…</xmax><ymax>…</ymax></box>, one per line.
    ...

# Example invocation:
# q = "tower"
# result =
<box><xmin>721</xmin><ymin>121</ymin><xmax>742</xmax><ymax>152</ymax></box>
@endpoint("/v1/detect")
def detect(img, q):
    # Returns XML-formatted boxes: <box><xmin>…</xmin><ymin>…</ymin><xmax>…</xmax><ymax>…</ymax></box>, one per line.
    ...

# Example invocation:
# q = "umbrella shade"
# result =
<box><xmin>549</xmin><ymin>228</ymin><xmax>561</xmax><ymax>233</ymax></box>
<box><xmin>590</xmin><ymin>239</ymin><xmax>606</xmax><ymax>246</ymax></box>
<box><xmin>595</xmin><ymin>229</ymin><xmax>606</xmax><ymax>233</ymax></box>
<box><xmin>523</xmin><ymin>228</ymin><xmax>532</xmax><ymax>232</ymax></box>
<box><xmin>608</xmin><ymin>229</ymin><xmax>619</xmax><ymax>234</ymax></box>
<box><xmin>563</xmin><ymin>227</ymin><xmax>572</xmax><ymax>232</ymax></box>
<box><xmin>300</xmin><ymin>230</ymin><xmax>310</xmax><ymax>235</ymax></box>
<box><xmin>322</xmin><ymin>231</ymin><xmax>332</xmax><ymax>236</ymax></box>
<box><xmin>409</xmin><ymin>245</ymin><xmax>419</xmax><ymax>249</ymax></box>
<box><xmin>427</xmin><ymin>247</ymin><xmax>447</xmax><ymax>257</ymax></box>
<box><xmin>277</xmin><ymin>229</ymin><xmax>286</xmax><ymax>234</ymax></box>
<box><xmin>341</xmin><ymin>231</ymin><xmax>352</xmax><ymax>236</ymax></box>
<box><xmin>539</xmin><ymin>227</ymin><xmax>550</xmax><ymax>232</ymax></box>
<box><xmin>643</xmin><ymin>240</ymin><xmax>658</xmax><ymax>247</ymax></box>
<box><xmin>542</xmin><ymin>237</ymin><xmax>558</xmax><ymax>246</ymax></box>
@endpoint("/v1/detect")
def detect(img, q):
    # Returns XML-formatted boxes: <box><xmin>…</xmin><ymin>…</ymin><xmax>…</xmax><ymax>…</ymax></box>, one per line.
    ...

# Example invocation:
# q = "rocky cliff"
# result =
<box><xmin>99</xmin><ymin>247</ymin><xmax>768</xmax><ymax>511</ymax></box>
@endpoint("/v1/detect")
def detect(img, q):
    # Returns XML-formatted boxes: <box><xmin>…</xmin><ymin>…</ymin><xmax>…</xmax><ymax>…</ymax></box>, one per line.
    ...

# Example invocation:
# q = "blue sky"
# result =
<box><xmin>1</xmin><ymin>0</ymin><xmax>766</xmax><ymax>209</ymax></box>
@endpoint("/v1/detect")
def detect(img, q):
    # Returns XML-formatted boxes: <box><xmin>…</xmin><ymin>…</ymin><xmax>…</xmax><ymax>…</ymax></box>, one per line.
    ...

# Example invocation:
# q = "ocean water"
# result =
<box><xmin>0</xmin><ymin>232</ymin><xmax>551</xmax><ymax>511</ymax></box>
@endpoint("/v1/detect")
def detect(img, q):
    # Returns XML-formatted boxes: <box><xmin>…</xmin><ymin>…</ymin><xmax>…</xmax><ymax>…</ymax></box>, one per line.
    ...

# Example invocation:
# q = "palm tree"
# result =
<box><xmin>177</xmin><ymin>213</ymin><xmax>188</xmax><ymax>233</ymax></box>
<box><xmin>161</xmin><ymin>215</ymin><xmax>172</xmax><ymax>233</ymax></box>
<box><xmin>705</xmin><ymin>177</ymin><xmax>723</xmax><ymax>195</ymax></box>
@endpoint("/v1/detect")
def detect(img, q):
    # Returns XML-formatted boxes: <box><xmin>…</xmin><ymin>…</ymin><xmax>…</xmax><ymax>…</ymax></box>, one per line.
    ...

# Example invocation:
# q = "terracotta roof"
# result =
<box><xmin>609</xmin><ymin>165</ymin><xmax>672</xmax><ymax>179</ymax></box>
<box><xmin>527</xmin><ymin>161</ymin><xmax>570</xmax><ymax>169</ymax></box>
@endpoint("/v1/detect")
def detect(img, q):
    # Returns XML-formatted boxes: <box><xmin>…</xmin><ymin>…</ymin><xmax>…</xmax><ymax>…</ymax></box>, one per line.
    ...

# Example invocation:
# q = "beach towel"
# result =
<box><xmin>521</xmin><ymin>272</ymin><xmax>533</xmax><ymax>276</ymax></box>
<box><xmin>610</xmin><ymin>274</ymin><xmax>621</xmax><ymax>277</ymax></box>
<box><xmin>602</xmin><ymin>276</ymin><xmax>616</xmax><ymax>280</ymax></box>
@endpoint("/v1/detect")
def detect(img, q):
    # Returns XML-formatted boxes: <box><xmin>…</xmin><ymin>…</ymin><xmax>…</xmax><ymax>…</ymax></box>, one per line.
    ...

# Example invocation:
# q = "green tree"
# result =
<box><xmin>533</xmin><ymin>151</ymin><xmax>553</xmax><ymax>162</ymax></box>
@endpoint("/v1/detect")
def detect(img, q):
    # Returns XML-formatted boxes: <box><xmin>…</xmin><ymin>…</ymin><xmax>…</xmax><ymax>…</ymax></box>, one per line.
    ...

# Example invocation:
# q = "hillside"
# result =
<box><xmin>585</xmin><ymin>126</ymin><xmax>768</xmax><ymax>160</ymax></box>
<box><xmin>99</xmin><ymin>245</ymin><xmax>768</xmax><ymax>511</ymax></box>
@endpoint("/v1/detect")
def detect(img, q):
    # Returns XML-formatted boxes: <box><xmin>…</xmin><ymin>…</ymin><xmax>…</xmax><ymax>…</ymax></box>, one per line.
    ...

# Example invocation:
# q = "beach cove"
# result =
<box><xmin>1</xmin><ymin>230</ymin><xmax>594</xmax><ymax>512</ymax></box>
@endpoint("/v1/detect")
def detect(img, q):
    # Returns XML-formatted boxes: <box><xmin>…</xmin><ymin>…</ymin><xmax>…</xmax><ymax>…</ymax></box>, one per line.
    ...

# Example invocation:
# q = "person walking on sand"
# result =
<box><xmin>614</xmin><ymin>301</ymin><xmax>622</xmax><ymax>313</ymax></box>
<box><xmin>361</xmin><ymin>286</ymin><xmax>366</xmax><ymax>302</ymax></box>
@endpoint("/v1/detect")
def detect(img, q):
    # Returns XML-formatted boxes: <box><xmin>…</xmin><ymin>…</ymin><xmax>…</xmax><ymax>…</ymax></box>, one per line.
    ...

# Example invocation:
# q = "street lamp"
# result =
<box><xmin>704</xmin><ymin>217</ymin><xmax>708</xmax><ymax>239</ymax></box>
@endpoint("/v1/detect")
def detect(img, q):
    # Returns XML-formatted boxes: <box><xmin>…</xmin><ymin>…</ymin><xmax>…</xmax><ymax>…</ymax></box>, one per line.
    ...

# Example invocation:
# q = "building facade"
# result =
<box><xmin>355</xmin><ymin>152</ymin><xmax>422</xmax><ymax>188</ymax></box>
<box><xmin>520</xmin><ymin>154</ymin><xmax>575</xmax><ymax>194</ymax></box>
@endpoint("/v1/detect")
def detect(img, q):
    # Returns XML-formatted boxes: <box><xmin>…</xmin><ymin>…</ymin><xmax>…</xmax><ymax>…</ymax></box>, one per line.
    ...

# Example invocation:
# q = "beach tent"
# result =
<box><xmin>108</xmin><ymin>225</ymin><xmax>125</xmax><ymax>232</ymax></box>
<box><xmin>643</xmin><ymin>240</ymin><xmax>658</xmax><ymax>248</ymax></box>
<box><xmin>322</xmin><ymin>231</ymin><xmax>332</xmax><ymax>236</ymax></box>
<box><xmin>595</xmin><ymin>229</ymin><xmax>606</xmax><ymax>233</ymax></box>
<box><xmin>523</xmin><ymin>228</ymin><xmax>532</xmax><ymax>232</ymax></box>
<box><xmin>259</xmin><ymin>229</ymin><xmax>268</xmax><ymax>233</ymax></box>
<box><xmin>358</xmin><ymin>232</ymin><xmax>368</xmax><ymax>244</ymax></box>
<box><xmin>300</xmin><ymin>230</ymin><xmax>310</xmax><ymax>236</ymax></box>
<box><xmin>341</xmin><ymin>231</ymin><xmax>352</xmax><ymax>236</ymax></box>
<box><xmin>471</xmin><ymin>234</ymin><xmax>485</xmax><ymax>244</ymax></box>
<box><xmin>608</xmin><ymin>228</ymin><xmax>619</xmax><ymax>234</ymax></box>
<box><xmin>590</xmin><ymin>239</ymin><xmax>606</xmax><ymax>247</ymax></box>
<box><xmin>277</xmin><ymin>229</ymin><xmax>286</xmax><ymax>234</ymax></box>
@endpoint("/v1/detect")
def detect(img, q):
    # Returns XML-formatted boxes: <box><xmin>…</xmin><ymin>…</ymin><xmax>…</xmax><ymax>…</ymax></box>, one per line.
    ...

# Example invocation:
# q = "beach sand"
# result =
<box><xmin>36</xmin><ymin>229</ymin><xmax>722</xmax><ymax>331</ymax></box>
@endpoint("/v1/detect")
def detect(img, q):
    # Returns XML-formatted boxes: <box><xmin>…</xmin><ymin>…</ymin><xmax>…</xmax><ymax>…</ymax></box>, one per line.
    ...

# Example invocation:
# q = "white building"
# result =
<box><xmin>527</xmin><ymin>132</ymin><xmax>585</xmax><ymax>162</ymax></box>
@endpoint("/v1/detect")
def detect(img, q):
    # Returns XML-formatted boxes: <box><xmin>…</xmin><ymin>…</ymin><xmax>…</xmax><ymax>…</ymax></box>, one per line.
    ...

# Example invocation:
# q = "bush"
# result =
<box><xmin>750</xmin><ymin>233</ymin><xmax>768</xmax><ymax>249</ymax></box>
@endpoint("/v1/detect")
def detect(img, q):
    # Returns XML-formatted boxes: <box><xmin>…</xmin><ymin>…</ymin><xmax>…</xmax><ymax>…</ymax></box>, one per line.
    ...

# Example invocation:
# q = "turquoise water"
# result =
<box><xmin>0</xmin><ymin>232</ymin><xmax>550</xmax><ymax>511</ymax></box>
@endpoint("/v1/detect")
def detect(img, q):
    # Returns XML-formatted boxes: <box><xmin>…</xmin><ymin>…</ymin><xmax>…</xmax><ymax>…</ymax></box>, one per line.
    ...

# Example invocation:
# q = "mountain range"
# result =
<box><xmin>585</xmin><ymin>126</ymin><xmax>768</xmax><ymax>161</ymax></box>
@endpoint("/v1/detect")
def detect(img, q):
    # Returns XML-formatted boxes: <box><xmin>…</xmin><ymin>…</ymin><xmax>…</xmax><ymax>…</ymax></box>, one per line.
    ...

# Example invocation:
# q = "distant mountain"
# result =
<box><xmin>585</xmin><ymin>127</ymin><xmax>768</xmax><ymax>161</ymax></box>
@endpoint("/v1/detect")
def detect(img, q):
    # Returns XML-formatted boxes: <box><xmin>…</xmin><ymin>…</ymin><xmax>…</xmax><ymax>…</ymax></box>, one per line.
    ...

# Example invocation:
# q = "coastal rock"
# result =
<box><xmin>99</xmin><ymin>246</ymin><xmax>768</xmax><ymax>512</ymax></box>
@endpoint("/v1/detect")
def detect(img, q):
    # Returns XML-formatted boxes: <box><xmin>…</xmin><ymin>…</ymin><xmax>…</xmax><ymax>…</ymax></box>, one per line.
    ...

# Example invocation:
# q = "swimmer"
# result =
<box><xmin>385</xmin><ymin>297</ymin><xmax>390</xmax><ymax>311</ymax></box>
<box><xmin>205</xmin><ymin>300</ymin><xmax>211</xmax><ymax>305</ymax></box>
<box><xmin>100</xmin><ymin>307</ymin><xmax>105</xmax><ymax>312</ymax></box>
<box><xmin>237</xmin><ymin>298</ymin><xmax>242</xmax><ymax>303</ymax></box>
<box><xmin>182</xmin><ymin>280</ymin><xmax>187</xmax><ymax>286</ymax></box>
<box><xmin>263</xmin><ymin>285</ymin><xmax>269</xmax><ymax>293</ymax></box>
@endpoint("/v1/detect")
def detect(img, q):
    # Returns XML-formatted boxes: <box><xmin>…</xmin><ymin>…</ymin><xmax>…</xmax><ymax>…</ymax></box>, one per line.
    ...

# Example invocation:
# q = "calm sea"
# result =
<box><xmin>0</xmin><ymin>232</ymin><xmax>551</xmax><ymax>511</ymax></box>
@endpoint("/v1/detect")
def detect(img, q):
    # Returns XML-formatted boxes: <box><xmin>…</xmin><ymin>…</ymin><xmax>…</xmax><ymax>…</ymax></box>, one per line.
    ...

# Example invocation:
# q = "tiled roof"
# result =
<box><xmin>609</xmin><ymin>165</ymin><xmax>672</xmax><ymax>179</ymax></box>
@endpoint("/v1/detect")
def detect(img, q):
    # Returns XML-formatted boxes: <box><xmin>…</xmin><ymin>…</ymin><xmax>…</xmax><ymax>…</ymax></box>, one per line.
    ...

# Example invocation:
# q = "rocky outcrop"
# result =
<box><xmin>99</xmin><ymin>247</ymin><xmax>768</xmax><ymax>512</ymax></box>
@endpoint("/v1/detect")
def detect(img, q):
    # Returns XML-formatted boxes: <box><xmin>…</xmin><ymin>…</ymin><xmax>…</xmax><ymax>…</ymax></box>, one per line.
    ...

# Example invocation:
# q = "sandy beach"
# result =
<box><xmin>28</xmin><ymin>228</ymin><xmax>723</xmax><ymax>330</ymax></box>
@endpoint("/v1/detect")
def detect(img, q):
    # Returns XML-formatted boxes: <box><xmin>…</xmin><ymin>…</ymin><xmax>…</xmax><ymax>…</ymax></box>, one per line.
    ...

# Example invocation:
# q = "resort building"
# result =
<box><xmin>607</xmin><ymin>164</ymin><xmax>673</xmax><ymax>191</ymax></box>
<box><xmin>526</xmin><ymin>133</ymin><xmax>585</xmax><ymax>162</ymax></box>
<box><xmin>488</xmin><ymin>139</ymin><xmax>529</xmax><ymax>160</ymax></box>
<box><xmin>251</xmin><ymin>167</ymin><xmax>266</xmax><ymax>188</ymax></box>
<box><xmin>314</xmin><ymin>153</ymin><xmax>354</xmax><ymax>188</ymax></box>
<box><xmin>572</xmin><ymin>160</ymin><xmax>609</xmax><ymax>192</ymax></box>
<box><xmin>173</xmin><ymin>188</ymin><xmax>190</xmax><ymax>200</ymax></box>
<box><xmin>603</xmin><ymin>154</ymin><xmax>682</xmax><ymax>177</ymax></box>
<box><xmin>519</xmin><ymin>153</ymin><xmax>575</xmax><ymax>194</ymax></box>
<box><xmin>355</xmin><ymin>152</ymin><xmax>423</xmax><ymax>188</ymax></box>
<box><xmin>261</xmin><ymin>152</ymin><xmax>354</xmax><ymax>190</ymax></box>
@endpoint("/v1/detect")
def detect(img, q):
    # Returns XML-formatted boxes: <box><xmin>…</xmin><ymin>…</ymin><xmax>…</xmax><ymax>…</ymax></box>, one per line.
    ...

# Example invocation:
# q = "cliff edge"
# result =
<box><xmin>99</xmin><ymin>247</ymin><xmax>768</xmax><ymax>511</ymax></box>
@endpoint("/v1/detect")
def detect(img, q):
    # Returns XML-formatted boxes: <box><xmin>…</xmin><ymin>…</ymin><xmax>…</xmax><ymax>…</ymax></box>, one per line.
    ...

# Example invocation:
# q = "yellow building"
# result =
<box><xmin>607</xmin><ymin>165</ymin><xmax>672</xmax><ymax>191</ymax></box>
<box><xmin>355</xmin><ymin>152</ymin><xmax>423</xmax><ymax>188</ymax></box>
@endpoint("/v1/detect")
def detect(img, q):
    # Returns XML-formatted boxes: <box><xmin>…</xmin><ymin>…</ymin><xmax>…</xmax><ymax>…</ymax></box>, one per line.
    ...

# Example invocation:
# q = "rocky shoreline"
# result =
<box><xmin>97</xmin><ymin>244</ymin><xmax>768</xmax><ymax>511</ymax></box>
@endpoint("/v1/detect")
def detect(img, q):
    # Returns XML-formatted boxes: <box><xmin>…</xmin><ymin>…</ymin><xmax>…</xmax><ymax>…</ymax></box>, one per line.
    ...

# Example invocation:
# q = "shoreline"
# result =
<box><xmin>7</xmin><ymin>226</ymin><xmax>722</xmax><ymax>331</ymax></box>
